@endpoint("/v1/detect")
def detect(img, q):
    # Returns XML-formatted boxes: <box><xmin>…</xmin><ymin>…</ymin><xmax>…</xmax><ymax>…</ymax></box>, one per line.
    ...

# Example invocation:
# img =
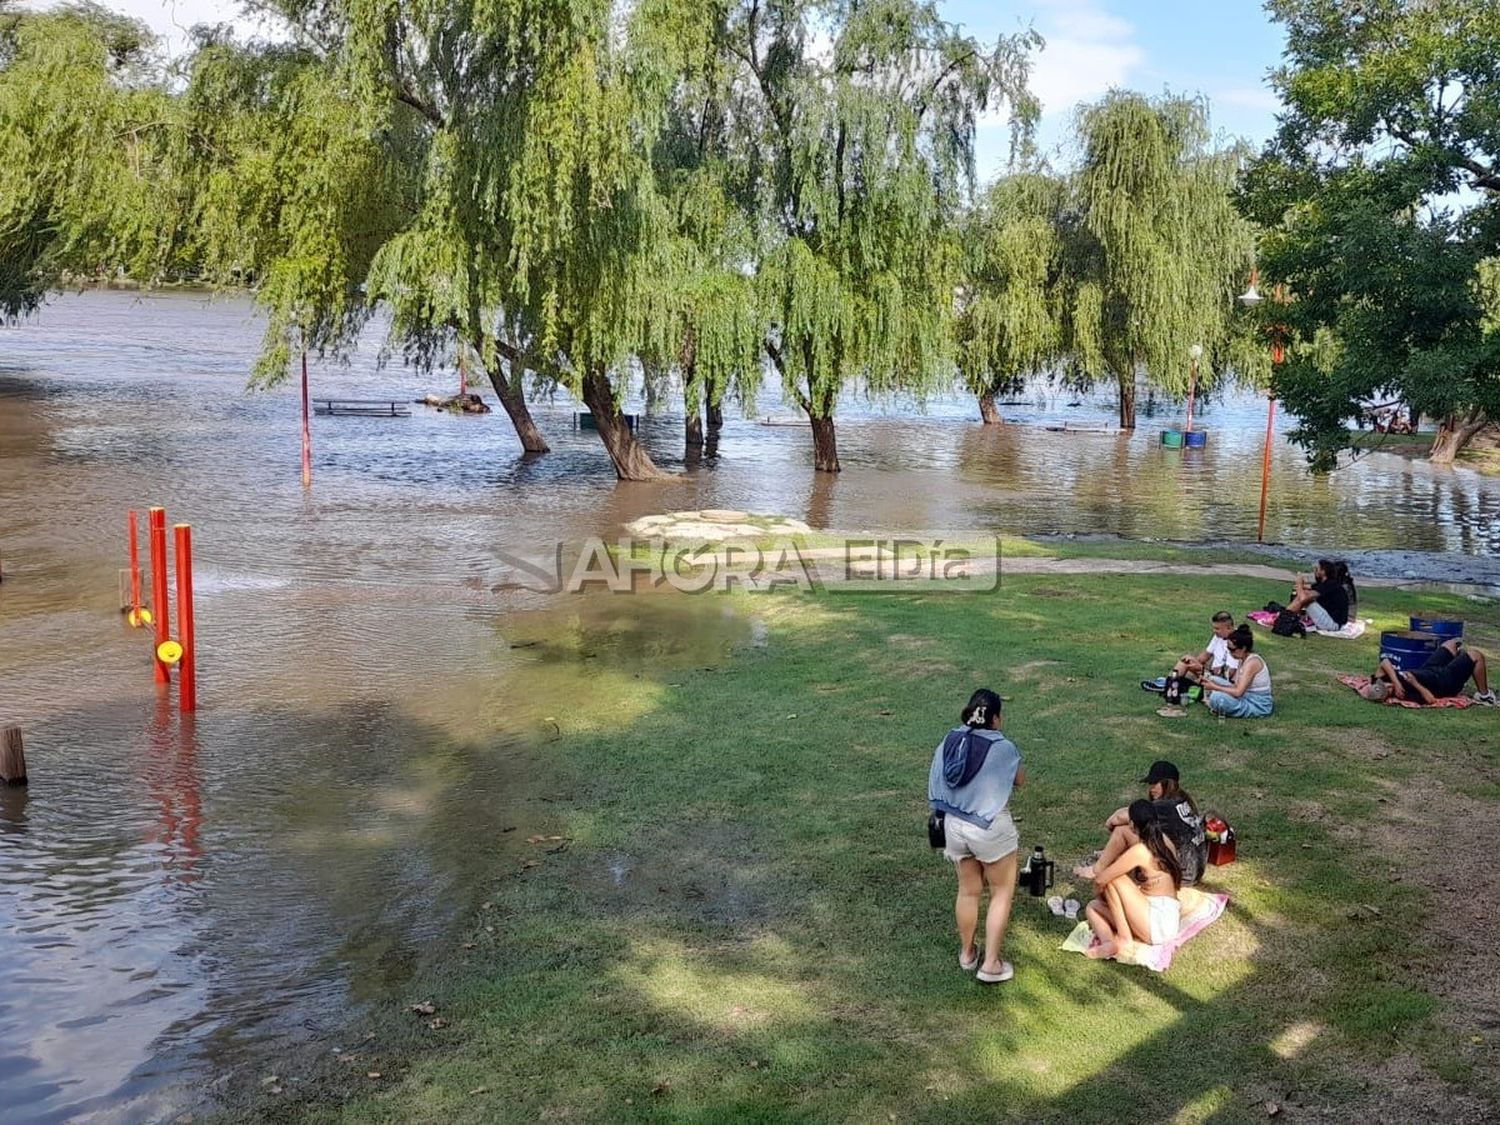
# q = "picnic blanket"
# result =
<box><xmin>1059</xmin><ymin>889</ymin><xmax>1229</xmax><ymax>972</ymax></box>
<box><xmin>1248</xmin><ymin>609</ymin><xmax>1367</xmax><ymax>639</ymax></box>
<box><xmin>1336</xmin><ymin>672</ymin><xmax>1475</xmax><ymax>709</ymax></box>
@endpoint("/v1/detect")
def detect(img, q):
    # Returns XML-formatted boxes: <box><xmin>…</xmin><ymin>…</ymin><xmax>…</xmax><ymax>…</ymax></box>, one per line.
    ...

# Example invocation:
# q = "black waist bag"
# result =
<box><xmin>927</xmin><ymin>810</ymin><xmax>946</xmax><ymax>848</ymax></box>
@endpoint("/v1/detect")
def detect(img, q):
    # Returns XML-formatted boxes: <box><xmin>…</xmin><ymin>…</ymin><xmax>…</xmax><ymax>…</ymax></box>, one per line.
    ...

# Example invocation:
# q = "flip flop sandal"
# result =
<box><xmin>1047</xmin><ymin>895</ymin><xmax>1065</xmax><ymax>916</ymax></box>
<box><xmin>959</xmin><ymin>947</ymin><xmax>981</xmax><ymax>971</ymax></box>
<box><xmin>976</xmin><ymin>961</ymin><xmax>1014</xmax><ymax>984</ymax></box>
<box><xmin>1063</xmin><ymin>899</ymin><xmax>1081</xmax><ymax>920</ymax></box>
<box><xmin>1156</xmin><ymin>705</ymin><xmax>1187</xmax><ymax>718</ymax></box>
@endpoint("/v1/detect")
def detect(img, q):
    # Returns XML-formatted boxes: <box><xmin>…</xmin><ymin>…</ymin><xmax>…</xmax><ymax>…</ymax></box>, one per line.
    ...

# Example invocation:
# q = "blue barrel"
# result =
<box><xmin>1380</xmin><ymin>630</ymin><xmax>1441</xmax><ymax>672</ymax></box>
<box><xmin>1409</xmin><ymin>615</ymin><xmax>1463</xmax><ymax>641</ymax></box>
<box><xmin>1160</xmin><ymin>429</ymin><xmax>1184</xmax><ymax>448</ymax></box>
<box><xmin>1183</xmin><ymin>430</ymin><xmax>1208</xmax><ymax>449</ymax></box>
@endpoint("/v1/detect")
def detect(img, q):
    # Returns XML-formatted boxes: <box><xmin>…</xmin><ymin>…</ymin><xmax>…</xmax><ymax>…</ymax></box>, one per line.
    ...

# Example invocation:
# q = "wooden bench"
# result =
<box><xmin>312</xmin><ymin>398</ymin><xmax>412</xmax><ymax>418</ymax></box>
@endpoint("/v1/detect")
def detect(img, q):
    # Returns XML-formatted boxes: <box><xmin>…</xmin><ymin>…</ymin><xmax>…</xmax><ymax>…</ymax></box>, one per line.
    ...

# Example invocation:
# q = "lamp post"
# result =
<box><xmin>1237</xmin><ymin>271</ymin><xmax>1273</xmax><ymax>542</ymax></box>
<box><xmin>1186</xmin><ymin>344</ymin><xmax>1203</xmax><ymax>433</ymax></box>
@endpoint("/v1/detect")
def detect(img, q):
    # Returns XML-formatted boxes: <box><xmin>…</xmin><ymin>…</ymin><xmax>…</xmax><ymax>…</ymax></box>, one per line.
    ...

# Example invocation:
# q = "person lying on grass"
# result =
<box><xmin>927</xmin><ymin>688</ymin><xmax>1026</xmax><ymax>985</ymax></box>
<box><xmin>1142</xmin><ymin>611</ymin><xmax>1238</xmax><ymax>695</ymax></box>
<box><xmin>1085</xmin><ymin>800</ymin><xmax>1183</xmax><ymax>962</ymax></box>
<box><xmin>1201</xmin><ymin>626</ymin><xmax>1273</xmax><ymax>717</ymax></box>
<box><xmin>1367</xmin><ymin>639</ymin><xmax>1496</xmax><ymax>706</ymax></box>
<box><xmin>1074</xmin><ymin>760</ymin><xmax>1207</xmax><ymax>887</ymax></box>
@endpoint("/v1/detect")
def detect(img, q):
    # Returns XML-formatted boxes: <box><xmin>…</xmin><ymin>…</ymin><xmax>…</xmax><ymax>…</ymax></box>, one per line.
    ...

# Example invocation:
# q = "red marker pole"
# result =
<box><xmin>1257</xmin><ymin>396</ymin><xmax>1276</xmax><ymax>543</ymax></box>
<box><xmin>300</xmin><ymin>347</ymin><xmax>313</xmax><ymax>489</ymax></box>
<box><xmin>458</xmin><ymin>344</ymin><xmax>468</xmax><ymax>401</ymax></box>
<box><xmin>1185</xmin><ymin>355</ymin><xmax>1198</xmax><ymax>434</ymax></box>
<box><xmin>148</xmin><ymin>507</ymin><xmax>171</xmax><ymax>684</ymax></box>
<box><xmin>174</xmin><ymin>523</ymin><xmax>196</xmax><ymax>712</ymax></box>
<box><xmin>127</xmin><ymin>509</ymin><xmax>142</xmax><ymax>615</ymax></box>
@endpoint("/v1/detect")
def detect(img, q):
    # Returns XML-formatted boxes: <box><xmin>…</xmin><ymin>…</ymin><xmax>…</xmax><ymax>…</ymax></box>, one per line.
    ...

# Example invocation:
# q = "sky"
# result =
<box><xmin>80</xmin><ymin>0</ymin><xmax>1289</xmax><ymax>178</ymax></box>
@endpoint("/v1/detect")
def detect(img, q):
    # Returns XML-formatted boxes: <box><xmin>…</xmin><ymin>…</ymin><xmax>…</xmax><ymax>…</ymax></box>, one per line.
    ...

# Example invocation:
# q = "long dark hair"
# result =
<box><xmin>1156</xmin><ymin>778</ymin><xmax>1198</xmax><ymax>815</ymax></box>
<box><xmin>961</xmin><ymin>689</ymin><xmax>1002</xmax><ymax>729</ymax></box>
<box><xmin>1134</xmin><ymin>804</ymin><xmax>1183</xmax><ymax>890</ymax></box>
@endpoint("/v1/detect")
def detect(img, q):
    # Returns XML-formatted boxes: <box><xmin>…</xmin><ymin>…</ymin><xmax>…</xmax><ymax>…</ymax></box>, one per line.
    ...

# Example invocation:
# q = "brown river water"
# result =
<box><xmin>2</xmin><ymin>291</ymin><xmax>1498</xmax><ymax>1121</ymax></box>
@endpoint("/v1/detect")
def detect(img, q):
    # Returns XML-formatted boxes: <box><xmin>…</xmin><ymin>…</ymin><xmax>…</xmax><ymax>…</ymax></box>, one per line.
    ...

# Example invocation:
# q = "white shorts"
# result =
<box><xmin>943</xmin><ymin>810</ymin><xmax>1019</xmax><ymax>865</ymax></box>
<box><xmin>1147</xmin><ymin>894</ymin><xmax>1182</xmax><ymax>945</ymax></box>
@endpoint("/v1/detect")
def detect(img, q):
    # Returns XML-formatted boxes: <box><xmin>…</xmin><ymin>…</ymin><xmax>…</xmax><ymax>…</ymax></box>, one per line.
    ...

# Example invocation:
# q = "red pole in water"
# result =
<box><xmin>148</xmin><ymin>507</ymin><xmax>170</xmax><ymax>684</ymax></box>
<box><xmin>458</xmin><ymin>344</ymin><xmax>468</xmax><ymax>402</ymax></box>
<box><xmin>1257</xmin><ymin>396</ymin><xmax>1276</xmax><ymax>543</ymax></box>
<box><xmin>174</xmin><ymin>523</ymin><xmax>196</xmax><ymax>713</ymax></box>
<box><xmin>300</xmin><ymin>347</ymin><xmax>312</xmax><ymax>489</ymax></box>
<box><xmin>127</xmin><ymin>509</ymin><xmax>142</xmax><ymax>615</ymax></box>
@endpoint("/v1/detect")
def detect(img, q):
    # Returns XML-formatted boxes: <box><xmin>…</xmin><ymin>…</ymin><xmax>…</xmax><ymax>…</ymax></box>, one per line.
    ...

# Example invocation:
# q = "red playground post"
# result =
<box><xmin>174</xmin><ymin>523</ymin><xmax>196</xmax><ymax>712</ymax></box>
<box><xmin>301</xmin><ymin>347</ymin><xmax>313</xmax><ymax>489</ymax></box>
<box><xmin>149</xmin><ymin>507</ymin><xmax>171</xmax><ymax>684</ymax></box>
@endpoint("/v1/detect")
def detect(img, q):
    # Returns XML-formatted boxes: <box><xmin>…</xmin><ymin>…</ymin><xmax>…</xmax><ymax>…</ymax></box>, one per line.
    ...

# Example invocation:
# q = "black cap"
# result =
<box><xmin>1140</xmin><ymin>760</ymin><xmax>1180</xmax><ymax>784</ymax></box>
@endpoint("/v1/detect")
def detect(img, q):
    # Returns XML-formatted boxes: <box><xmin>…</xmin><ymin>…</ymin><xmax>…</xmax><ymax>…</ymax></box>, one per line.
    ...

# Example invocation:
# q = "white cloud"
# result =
<box><xmin>1027</xmin><ymin>0</ymin><xmax>1144</xmax><ymax>117</ymax></box>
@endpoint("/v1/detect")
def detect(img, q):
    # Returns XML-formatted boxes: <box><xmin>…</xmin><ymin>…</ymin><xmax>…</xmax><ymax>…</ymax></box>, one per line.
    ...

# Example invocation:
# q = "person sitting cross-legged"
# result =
<box><xmin>1200</xmin><ymin>626</ymin><xmax>1273</xmax><ymax>718</ymax></box>
<box><xmin>1370</xmin><ymin>639</ymin><xmax>1496</xmax><ymax>706</ymax></box>
<box><xmin>1074</xmin><ymin>761</ymin><xmax>1208</xmax><ymax>886</ymax></box>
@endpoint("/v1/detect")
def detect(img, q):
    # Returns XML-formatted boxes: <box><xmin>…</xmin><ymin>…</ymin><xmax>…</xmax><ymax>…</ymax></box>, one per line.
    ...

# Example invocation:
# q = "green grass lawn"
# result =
<box><xmin>262</xmin><ymin>575</ymin><xmax>1500</xmax><ymax>1123</ymax></box>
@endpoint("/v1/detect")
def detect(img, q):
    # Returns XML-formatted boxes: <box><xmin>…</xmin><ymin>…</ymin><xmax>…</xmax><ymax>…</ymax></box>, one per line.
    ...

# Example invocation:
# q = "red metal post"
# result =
<box><xmin>174</xmin><ymin>523</ymin><xmax>196</xmax><ymax>713</ymax></box>
<box><xmin>149</xmin><ymin>507</ymin><xmax>171</xmax><ymax>684</ymax></box>
<box><xmin>1257</xmin><ymin>397</ymin><xmax>1276</xmax><ymax>543</ymax></box>
<box><xmin>300</xmin><ymin>347</ymin><xmax>312</xmax><ymax>489</ymax></box>
<box><xmin>127</xmin><ymin>509</ymin><xmax>142</xmax><ymax>614</ymax></box>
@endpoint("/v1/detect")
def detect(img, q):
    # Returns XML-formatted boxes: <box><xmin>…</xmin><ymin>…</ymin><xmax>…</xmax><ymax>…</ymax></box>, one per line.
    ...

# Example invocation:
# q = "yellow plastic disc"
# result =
<box><xmin>136</xmin><ymin>607</ymin><xmax>154</xmax><ymax>626</ymax></box>
<box><xmin>157</xmin><ymin>639</ymin><xmax>184</xmax><ymax>666</ymax></box>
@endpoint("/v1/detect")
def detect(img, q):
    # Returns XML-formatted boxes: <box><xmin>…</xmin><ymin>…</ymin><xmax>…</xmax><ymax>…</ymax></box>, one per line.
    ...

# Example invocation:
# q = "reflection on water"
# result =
<box><xmin>2</xmin><ymin>290</ymin><xmax>1499</xmax><ymax>1120</ymax></box>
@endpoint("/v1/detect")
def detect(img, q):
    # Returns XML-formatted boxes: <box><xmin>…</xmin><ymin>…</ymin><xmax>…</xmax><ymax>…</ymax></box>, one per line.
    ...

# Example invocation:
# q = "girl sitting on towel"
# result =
<box><xmin>1085</xmin><ymin>800</ymin><xmax>1182</xmax><ymax>961</ymax></box>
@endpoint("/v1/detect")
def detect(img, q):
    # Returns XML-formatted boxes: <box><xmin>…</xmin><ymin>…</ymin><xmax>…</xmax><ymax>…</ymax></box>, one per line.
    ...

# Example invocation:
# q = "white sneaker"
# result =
<box><xmin>1474</xmin><ymin>691</ymin><xmax>1496</xmax><ymax>707</ymax></box>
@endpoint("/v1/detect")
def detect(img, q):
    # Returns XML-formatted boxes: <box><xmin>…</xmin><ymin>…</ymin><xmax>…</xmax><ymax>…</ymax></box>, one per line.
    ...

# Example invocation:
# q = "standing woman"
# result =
<box><xmin>1200</xmin><ymin>626</ymin><xmax>1273</xmax><ymax>718</ymax></box>
<box><xmin>928</xmin><ymin>689</ymin><xmax>1026</xmax><ymax>984</ymax></box>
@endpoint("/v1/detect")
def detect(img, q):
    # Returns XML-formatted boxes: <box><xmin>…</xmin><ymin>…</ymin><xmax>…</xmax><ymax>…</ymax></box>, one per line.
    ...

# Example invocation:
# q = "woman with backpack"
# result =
<box><xmin>1200</xmin><ymin>626</ymin><xmax>1273</xmax><ymax>717</ymax></box>
<box><xmin>927</xmin><ymin>689</ymin><xmax>1026</xmax><ymax>984</ymax></box>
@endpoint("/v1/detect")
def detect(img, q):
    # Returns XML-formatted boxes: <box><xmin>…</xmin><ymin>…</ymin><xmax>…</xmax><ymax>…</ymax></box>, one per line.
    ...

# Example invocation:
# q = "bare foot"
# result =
<box><xmin>1073</xmin><ymin>863</ymin><xmax>1095</xmax><ymax>879</ymax></box>
<box><xmin>1085</xmin><ymin>939</ymin><xmax>1116</xmax><ymax>960</ymax></box>
<box><xmin>1115</xmin><ymin>940</ymin><xmax>1137</xmax><ymax>963</ymax></box>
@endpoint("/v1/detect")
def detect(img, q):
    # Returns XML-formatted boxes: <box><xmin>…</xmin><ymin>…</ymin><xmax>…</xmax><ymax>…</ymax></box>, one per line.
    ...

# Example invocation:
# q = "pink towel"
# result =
<box><xmin>1337</xmin><ymin>673</ymin><xmax>1474</xmax><ymax>709</ymax></box>
<box><xmin>1061</xmin><ymin>892</ymin><xmax>1230</xmax><ymax>972</ymax></box>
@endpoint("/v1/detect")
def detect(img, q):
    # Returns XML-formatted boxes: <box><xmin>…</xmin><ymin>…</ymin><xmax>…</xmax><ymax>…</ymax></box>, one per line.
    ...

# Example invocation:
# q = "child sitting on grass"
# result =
<box><xmin>1084</xmin><ymin>800</ymin><xmax>1183</xmax><ymax>962</ymax></box>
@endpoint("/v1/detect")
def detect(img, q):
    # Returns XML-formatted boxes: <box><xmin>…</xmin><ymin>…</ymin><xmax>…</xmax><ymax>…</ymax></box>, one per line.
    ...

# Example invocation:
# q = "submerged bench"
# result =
<box><xmin>312</xmin><ymin>398</ymin><xmax>412</xmax><ymax>417</ymax></box>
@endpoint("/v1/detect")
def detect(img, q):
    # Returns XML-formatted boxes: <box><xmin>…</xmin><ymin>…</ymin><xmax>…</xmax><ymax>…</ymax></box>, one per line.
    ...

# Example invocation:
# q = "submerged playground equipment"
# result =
<box><xmin>122</xmin><ymin>506</ymin><xmax>197</xmax><ymax>713</ymax></box>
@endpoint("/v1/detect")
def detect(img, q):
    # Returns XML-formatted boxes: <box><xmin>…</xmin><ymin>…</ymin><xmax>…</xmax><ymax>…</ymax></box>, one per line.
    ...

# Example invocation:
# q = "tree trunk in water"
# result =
<box><xmin>978</xmin><ymin>393</ymin><xmax>1002</xmax><ymax>425</ymax></box>
<box><xmin>1430</xmin><ymin>409</ymin><xmax>1488</xmax><ymax>465</ymax></box>
<box><xmin>809</xmin><ymin>414</ymin><xmax>840</xmax><ymax>473</ymax></box>
<box><xmin>1118</xmin><ymin>378</ymin><xmax>1137</xmax><ymax>431</ymax></box>
<box><xmin>581</xmin><ymin>366</ymin><xmax>668</xmax><ymax>481</ymax></box>
<box><xmin>707</xmin><ymin>401</ymin><xmax>724</xmax><ymax>434</ymax></box>
<box><xmin>684</xmin><ymin>386</ymin><xmax>704</xmax><ymax>467</ymax></box>
<box><xmin>486</xmin><ymin>363</ymin><xmax>549</xmax><ymax>453</ymax></box>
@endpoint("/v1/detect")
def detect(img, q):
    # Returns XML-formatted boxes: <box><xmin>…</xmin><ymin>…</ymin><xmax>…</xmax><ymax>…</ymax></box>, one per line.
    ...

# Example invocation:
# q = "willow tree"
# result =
<box><xmin>725</xmin><ymin>0</ymin><xmax>1039</xmax><ymax>471</ymax></box>
<box><xmin>638</xmin><ymin>28</ymin><xmax>762</xmax><ymax>458</ymax></box>
<box><xmin>1070</xmin><ymin>92</ymin><xmax>1257</xmax><ymax>430</ymax></box>
<box><xmin>957</xmin><ymin>171</ymin><xmax>1066</xmax><ymax>424</ymax></box>
<box><xmin>192</xmin><ymin>0</ymin><xmax>707</xmax><ymax>479</ymax></box>
<box><xmin>0</xmin><ymin>3</ymin><xmax>189</xmax><ymax>319</ymax></box>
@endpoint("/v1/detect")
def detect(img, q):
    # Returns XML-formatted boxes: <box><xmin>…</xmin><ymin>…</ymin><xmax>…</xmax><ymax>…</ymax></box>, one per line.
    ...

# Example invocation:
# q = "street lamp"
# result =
<box><xmin>1186</xmin><ymin>344</ymin><xmax>1203</xmax><ymax>433</ymax></box>
<box><xmin>1238</xmin><ymin>268</ymin><xmax>1279</xmax><ymax>542</ymax></box>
